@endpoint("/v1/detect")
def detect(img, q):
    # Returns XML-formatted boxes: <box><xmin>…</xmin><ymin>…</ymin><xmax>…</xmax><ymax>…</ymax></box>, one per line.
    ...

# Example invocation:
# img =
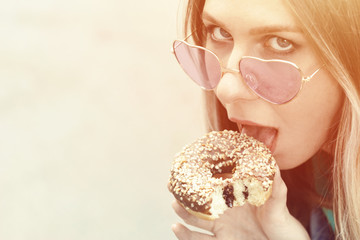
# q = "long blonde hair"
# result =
<box><xmin>284</xmin><ymin>0</ymin><xmax>360</xmax><ymax>239</ymax></box>
<box><xmin>182</xmin><ymin>0</ymin><xmax>360</xmax><ymax>239</ymax></box>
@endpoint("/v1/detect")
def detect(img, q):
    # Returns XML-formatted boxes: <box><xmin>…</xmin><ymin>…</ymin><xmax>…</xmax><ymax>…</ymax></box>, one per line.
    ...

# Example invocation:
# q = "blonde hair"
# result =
<box><xmin>182</xmin><ymin>0</ymin><xmax>360</xmax><ymax>238</ymax></box>
<box><xmin>284</xmin><ymin>1</ymin><xmax>360</xmax><ymax>239</ymax></box>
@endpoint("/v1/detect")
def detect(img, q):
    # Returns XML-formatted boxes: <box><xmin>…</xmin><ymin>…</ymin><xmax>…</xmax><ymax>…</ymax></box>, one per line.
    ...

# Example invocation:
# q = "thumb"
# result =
<box><xmin>258</xmin><ymin>167</ymin><xmax>311</xmax><ymax>240</ymax></box>
<box><xmin>259</xmin><ymin>166</ymin><xmax>289</xmax><ymax>220</ymax></box>
<box><xmin>269</xmin><ymin>166</ymin><xmax>287</xmax><ymax>204</ymax></box>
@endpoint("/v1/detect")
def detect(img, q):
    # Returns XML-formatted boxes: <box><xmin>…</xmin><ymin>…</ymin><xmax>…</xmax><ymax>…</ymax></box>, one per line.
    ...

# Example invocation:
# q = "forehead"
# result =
<box><xmin>203</xmin><ymin>0</ymin><xmax>299</xmax><ymax>32</ymax></box>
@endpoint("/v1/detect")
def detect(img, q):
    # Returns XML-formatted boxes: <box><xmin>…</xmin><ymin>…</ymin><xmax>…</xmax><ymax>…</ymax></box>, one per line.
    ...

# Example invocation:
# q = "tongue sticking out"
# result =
<box><xmin>240</xmin><ymin>125</ymin><xmax>277</xmax><ymax>151</ymax></box>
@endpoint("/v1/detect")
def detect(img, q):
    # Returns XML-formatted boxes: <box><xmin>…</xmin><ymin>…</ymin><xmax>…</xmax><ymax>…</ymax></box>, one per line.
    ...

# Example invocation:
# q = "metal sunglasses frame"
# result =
<box><xmin>172</xmin><ymin>39</ymin><xmax>322</xmax><ymax>104</ymax></box>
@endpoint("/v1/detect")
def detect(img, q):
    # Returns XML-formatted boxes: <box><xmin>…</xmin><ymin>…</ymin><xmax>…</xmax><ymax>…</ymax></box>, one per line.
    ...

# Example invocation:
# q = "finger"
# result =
<box><xmin>257</xmin><ymin>168</ymin><xmax>310</xmax><ymax>239</ymax></box>
<box><xmin>258</xmin><ymin>167</ymin><xmax>289</xmax><ymax>220</ymax></box>
<box><xmin>223</xmin><ymin>204</ymin><xmax>266</xmax><ymax>233</ymax></box>
<box><xmin>271</xmin><ymin>166</ymin><xmax>287</xmax><ymax>200</ymax></box>
<box><xmin>172</xmin><ymin>200</ymin><xmax>215</xmax><ymax>232</ymax></box>
<box><xmin>172</xmin><ymin>223</ymin><xmax>215</xmax><ymax>240</ymax></box>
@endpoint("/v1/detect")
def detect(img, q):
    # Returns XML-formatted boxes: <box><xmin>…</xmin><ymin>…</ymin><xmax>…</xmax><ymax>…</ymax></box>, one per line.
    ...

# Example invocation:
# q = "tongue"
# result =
<box><xmin>240</xmin><ymin>125</ymin><xmax>277</xmax><ymax>151</ymax></box>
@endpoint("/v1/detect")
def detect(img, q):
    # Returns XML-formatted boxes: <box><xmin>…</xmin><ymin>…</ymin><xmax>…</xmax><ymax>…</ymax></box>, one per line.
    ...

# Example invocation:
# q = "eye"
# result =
<box><xmin>209</xmin><ymin>26</ymin><xmax>233</xmax><ymax>41</ymax></box>
<box><xmin>266</xmin><ymin>36</ymin><xmax>294</xmax><ymax>52</ymax></box>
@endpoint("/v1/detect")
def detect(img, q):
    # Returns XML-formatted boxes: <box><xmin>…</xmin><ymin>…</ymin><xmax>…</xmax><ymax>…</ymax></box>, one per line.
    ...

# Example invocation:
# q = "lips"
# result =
<box><xmin>239</xmin><ymin>123</ymin><xmax>278</xmax><ymax>152</ymax></box>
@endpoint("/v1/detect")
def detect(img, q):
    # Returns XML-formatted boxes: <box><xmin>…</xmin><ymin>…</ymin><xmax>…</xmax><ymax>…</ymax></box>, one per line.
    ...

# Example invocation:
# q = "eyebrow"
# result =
<box><xmin>249</xmin><ymin>26</ymin><xmax>302</xmax><ymax>34</ymax></box>
<box><xmin>202</xmin><ymin>12</ymin><xmax>302</xmax><ymax>34</ymax></box>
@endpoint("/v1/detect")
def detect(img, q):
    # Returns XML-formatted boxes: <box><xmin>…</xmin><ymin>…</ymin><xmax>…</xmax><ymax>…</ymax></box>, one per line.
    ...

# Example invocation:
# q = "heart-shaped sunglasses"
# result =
<box><xmin>172</xmin><ymin>39</ymin><xmax>321</xmax><ymax>104</ymax></box>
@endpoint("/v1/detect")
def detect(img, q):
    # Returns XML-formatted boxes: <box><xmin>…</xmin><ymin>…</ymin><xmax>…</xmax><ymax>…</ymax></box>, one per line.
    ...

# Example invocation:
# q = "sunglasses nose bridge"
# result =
<box><xmin>221</xmin><ymin>67</ymin><xmax>240</xmax><ymax>76</ymax></box>
<box><xmin>220</xmin><ymin>67</ymin><xmax>243</xmax><ymax>84</ymax></box>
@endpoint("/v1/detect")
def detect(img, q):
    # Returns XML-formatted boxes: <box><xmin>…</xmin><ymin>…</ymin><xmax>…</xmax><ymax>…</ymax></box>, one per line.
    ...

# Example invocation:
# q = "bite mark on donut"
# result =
<box><xmin>243</xmin><ymin>186</ymin><xmax>249</xmax><ymax>200</ymax></box>
<box><xmin>223</xmin><ymin>185</ymin><xmax>235</xmax><ymax>207</ymax></box>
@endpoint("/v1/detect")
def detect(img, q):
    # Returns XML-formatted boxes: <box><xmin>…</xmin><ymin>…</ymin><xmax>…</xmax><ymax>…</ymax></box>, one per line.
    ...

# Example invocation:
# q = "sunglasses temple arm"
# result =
<box><xmin>303</xmin><ymin>66</ymin><xmax>322</xmax><ymax>82</ymax></box>
<box><xmin>184</xmin><ymin>31</ymin><xmax>194</xmax><ymax>42</ymax></box>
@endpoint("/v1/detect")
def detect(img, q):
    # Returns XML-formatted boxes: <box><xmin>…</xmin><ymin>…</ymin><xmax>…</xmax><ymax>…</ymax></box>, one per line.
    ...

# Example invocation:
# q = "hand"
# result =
<box><xmin>171</xmin><ymin>169</ymin><xmax>310</xmax><ymax>240</ymax></box>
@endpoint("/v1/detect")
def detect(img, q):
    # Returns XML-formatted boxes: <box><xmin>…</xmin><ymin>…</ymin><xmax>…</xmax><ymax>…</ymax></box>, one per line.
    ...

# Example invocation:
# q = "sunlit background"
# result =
<box><xmin>0</xmin><ymin>0</ymin><xmax>205</xmax><ymax>239</ymax></box>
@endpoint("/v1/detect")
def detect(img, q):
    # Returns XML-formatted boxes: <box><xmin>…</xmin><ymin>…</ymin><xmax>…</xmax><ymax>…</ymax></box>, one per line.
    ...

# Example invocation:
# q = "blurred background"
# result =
<box><xmin>0</xmin><ymin>0</ymin><xmax>205</xmax><ymax>239</ymax></box>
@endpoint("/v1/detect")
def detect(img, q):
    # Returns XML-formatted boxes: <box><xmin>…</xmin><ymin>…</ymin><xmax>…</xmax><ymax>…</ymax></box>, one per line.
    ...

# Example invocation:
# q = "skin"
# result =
<box><xmin>172</xmin><ymin>169</ymin><xmax>310</xmax><ymax>240</ymax></box>
<box><xmin>172</xmin><ymin>0</ymin><xmax>343</xmax><ymax>239</ymax></box>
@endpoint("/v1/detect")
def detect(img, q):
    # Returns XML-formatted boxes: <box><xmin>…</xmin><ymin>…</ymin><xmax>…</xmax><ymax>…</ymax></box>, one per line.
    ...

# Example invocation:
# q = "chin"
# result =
<box><xmin>274</xmin><ymin>155</ymin><xmax>308</xmax><ymax>170</ymax></box>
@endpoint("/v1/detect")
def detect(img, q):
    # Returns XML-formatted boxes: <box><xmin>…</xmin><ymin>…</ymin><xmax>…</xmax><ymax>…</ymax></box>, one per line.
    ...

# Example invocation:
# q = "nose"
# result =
<box><xmin>215</xmin><ymin>62</ymin><xmax>259</xmax><ymax>106</ymax></box>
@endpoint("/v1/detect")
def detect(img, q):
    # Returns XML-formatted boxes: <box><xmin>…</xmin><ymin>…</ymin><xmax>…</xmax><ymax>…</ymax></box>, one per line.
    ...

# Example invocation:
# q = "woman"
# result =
<box><xmin>170</xmin><ymin>0</ymin><xmax>360</xmax><ymax>239</ymax></box>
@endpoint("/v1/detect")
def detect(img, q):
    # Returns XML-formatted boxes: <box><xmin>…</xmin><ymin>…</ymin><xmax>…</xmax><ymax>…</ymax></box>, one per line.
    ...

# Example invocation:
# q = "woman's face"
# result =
<box><xmin>202</xmin><ymin>0</ymin><xmax>343</xmax><ymax>169</ymax></box>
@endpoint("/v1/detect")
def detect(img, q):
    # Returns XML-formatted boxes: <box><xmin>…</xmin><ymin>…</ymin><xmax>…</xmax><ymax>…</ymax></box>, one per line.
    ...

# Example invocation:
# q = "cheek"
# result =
<box><xmin>275</xmin><ymin>121</ymin><xmax>333</xmax><ymax>169</ymax></box>
<box><xmin>274</xmin><ymin>73</ymin><xmax>343</xmax><ymax>170</ymax></box>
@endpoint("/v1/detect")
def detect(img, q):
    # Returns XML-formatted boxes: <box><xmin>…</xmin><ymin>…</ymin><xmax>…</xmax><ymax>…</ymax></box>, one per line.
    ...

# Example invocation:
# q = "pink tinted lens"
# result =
<box><xmin>239</xmin><ymin>58</ymin><xmax>302</xmax><ymax>104</ymax></box>
<box><xmin>173</xmin><ymin>41</ymin><xmax>221</xmax><ymax>89</ymax></box>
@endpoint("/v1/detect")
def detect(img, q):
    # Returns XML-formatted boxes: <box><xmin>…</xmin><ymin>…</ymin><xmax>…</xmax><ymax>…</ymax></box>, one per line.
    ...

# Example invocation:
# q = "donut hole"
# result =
<box><xmin>211</xmin><ymin>161</ymin><xmax>236</xmax><ymax>179</ymax></box>
<box><xmin>212</xmin><ymin>173</ymin><xmax>233</xmax><ymax>179</ymax></box>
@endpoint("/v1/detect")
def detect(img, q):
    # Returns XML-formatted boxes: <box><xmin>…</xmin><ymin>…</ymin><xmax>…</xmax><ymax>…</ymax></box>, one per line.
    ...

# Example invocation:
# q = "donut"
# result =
<box><xmin>169</xmin><ymin>130</ymin><xmax>277</xmax><ymax>220</ymax></box>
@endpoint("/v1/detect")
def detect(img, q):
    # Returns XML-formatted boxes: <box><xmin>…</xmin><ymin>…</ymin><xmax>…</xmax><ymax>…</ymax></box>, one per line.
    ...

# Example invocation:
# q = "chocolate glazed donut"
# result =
<box><xmin>169</xmin><ymin>130</ymin><xmax>277</xmax><ymax>220</ymax></box>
